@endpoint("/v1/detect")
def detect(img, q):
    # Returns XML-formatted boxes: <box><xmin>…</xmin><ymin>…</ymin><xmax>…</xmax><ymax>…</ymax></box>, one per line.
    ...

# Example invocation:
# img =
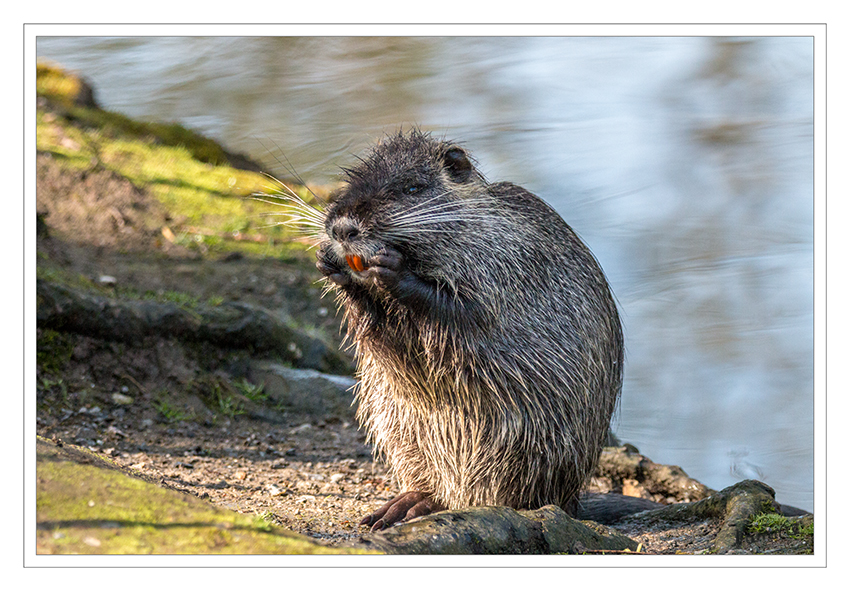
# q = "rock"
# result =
<box><xmin>594</xmin><ymin>445</ymin><xmax>714</xmax><ymax>504</ymax></box>
<box><xmin>361</xmin><ymin>505</ymin><xmax>640</xmax><ymax>555</ymax></box>
<box><xmin>576</xmin><ymin>492</ymin><xmax>663</xmax><ymax>524</ymax></box>
<box><xmin>613</xmin><ymin>479</ymin><xmax>784</xmax><ymax>554</ymax></box>
<box><xmin>36</xmin><ymin>278</ymin><xmax>352</xmax><ymax>374</ymax></box>
<box><xmin>251</xmin><ymin>362</ymin><xmax>358</xmax><ymax>420</ymax></box>
<box><xmin>111</xmin><ymin>393</ymin><xmax>134</xmax><ymax>405</ymax></box>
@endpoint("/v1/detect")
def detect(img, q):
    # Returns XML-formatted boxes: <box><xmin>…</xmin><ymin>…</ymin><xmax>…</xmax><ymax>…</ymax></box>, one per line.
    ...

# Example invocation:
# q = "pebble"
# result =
<box><xmin>106</xmin><ymin>425</ymin><xmax>128</xmax><ymax>438</ymax></box>
<box><xmin>112</xmin><ymin>393</ymin><xmax>134</xmax><ymax>405</ymax></box>
<box><xmin>329</xmin><ymin>473</ymin><xmax>345</xmax><ymax>484</ymax></box>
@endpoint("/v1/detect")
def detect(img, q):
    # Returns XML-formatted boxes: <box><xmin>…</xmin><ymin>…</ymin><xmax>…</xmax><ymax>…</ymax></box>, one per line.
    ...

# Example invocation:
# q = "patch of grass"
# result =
<box><xmin>234</xmin><ymin>378</ymin><xmax>267</xmax><ymax>403</ymax></box>
<box><xmin>37</xmin><ymin>376</ymin><xmax>69</xmax><ymax>409</ymax></box>
<box><xmin>206</xmin><ymin>295</ymin><xmax>225</xmax><ymax>307</ymax></box>
<box><xmin>193</xmin><ymin>377</ymin><xmax>246</xmax><ymax>419</ymax></box>
<box><xmin>213</xmin><ymin>388</ymin><xmax>245</xmax><ymax>418</ymax></box>
<box><xmin>153</xmin><ymin>394</ymin><xmax>194</xmax><ymax>423</ymax></box>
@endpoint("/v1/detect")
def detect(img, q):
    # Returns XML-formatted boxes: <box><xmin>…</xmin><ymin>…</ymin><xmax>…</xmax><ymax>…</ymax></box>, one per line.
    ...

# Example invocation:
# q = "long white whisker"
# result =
<box><xmin>250</xmin><ymin>186</ymin><xmax>328</xmax><ymax>233</ymax></box>
<box><xmin>385</xmin><ymin>196</ymin><xmax>494</xmax><ymax>226</ymax></box>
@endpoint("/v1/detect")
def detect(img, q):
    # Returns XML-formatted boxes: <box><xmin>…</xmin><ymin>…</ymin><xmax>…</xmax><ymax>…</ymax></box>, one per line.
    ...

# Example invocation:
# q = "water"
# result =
<box><xmin>36</xmin><ymin>36</ymin><xmax>815</xmax><ymax>512</ymax></box>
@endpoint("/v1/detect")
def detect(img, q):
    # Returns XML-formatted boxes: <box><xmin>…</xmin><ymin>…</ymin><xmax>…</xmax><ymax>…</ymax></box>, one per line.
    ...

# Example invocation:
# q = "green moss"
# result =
<box><xmin>795</xmin><ymin>520</ymin><xmax>815</xmax><ymax>539</ymax></box>
<box><xmin>148</xmin><ymin>290</ymin><xmax>201</xmax><ymax>308</ymax></box>
<box><xmin>36</xmin><ymin>61</ymin><xmax>87</xmax><ymax>106</ymax></box>
<box><xmin>748</xmin><ymin>513</ymin><xmax>792</xmax><ymax>535</ymax></box>
<box><xmin>36</xmin><ymin>437</ymin><xmax>374</xmax><ymax>554</ymax></box>
<box><xmin>37</xmin><ymin>265</ymin><xmax>104</xmax><ymax>295</ymax></box>
<box><xmin>38</xmin><ymin>60</ymin><xmax>244</xmax><ymax>168</ymax></box>
<box><xmin>37</xmin><ymin>329</ymin><xmax>75</xmax><ymax>375</ymax></box>
<box><xmin>748</xmin><ymin>511</ymin><xmax>813</xmax><ymax>541</ymax></box>
<box><xmin>36</xmin><ymin>62</ymin><xmax>322</xmax><ymax>263</ymax></box>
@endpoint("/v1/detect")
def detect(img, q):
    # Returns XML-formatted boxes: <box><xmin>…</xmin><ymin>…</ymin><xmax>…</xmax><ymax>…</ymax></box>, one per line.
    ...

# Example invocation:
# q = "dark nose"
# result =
<box><xmin>330</xmin><ymin>219</ymin><xmax>360</xmax><ymax>243</ymax></box>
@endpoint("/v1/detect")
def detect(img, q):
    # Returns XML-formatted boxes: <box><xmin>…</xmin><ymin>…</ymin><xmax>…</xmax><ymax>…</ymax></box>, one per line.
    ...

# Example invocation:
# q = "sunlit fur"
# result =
<box><xmin>269</xmin><ymin>129</ymin><xmax>623</xmax><ymax>515</ymax></box>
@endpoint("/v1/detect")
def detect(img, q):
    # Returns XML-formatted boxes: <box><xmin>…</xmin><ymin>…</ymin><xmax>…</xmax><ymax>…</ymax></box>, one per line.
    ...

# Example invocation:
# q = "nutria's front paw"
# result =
<box><xmin>316</xmin><ymin>246</ymin><xmax>350</xmax><ymax>287</ymax></box>
<box><xmin>359</xmin><ymin>491</ymin><xmax>446</xmax><ymax>532</ymax></box>
<box><xmin>366</xmin><ymin>247</ymin><xmax>405</xmax><ymax>291</ymax></box>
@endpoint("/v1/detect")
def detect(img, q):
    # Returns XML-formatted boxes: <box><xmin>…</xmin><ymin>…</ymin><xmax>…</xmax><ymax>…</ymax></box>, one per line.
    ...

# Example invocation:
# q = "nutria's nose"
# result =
<box><xmin>330</xmin><ymin>219</ymin><xmax>360</xmax><ymax>243</ymax></box>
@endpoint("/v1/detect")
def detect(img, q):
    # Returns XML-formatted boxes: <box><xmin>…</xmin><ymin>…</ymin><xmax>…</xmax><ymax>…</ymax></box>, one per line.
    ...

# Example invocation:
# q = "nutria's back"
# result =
<box><xmin>312</xmin><ymin>129</ymin><xmax>623</xmax><ymax>525</ymax></box>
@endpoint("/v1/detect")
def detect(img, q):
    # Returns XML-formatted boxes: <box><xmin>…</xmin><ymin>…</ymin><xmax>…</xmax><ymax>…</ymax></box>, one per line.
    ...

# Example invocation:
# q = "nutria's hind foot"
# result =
<box><xmin>359</xmin><ymin>491</ymin><xmax>446</xmax><ymax>532</ymax></box>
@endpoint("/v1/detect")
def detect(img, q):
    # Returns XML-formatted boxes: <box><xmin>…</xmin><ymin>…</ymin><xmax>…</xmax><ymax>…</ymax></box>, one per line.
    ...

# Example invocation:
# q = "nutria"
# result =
<box><xmin>278</xmin><ymin>129</ymin><xmax>624</xmax><ymax>530</ymax></box>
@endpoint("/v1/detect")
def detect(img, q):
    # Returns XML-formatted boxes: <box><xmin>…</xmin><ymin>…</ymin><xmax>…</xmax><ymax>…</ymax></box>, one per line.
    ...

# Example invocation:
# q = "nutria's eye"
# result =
<box><xmin>403</xmin><ymin>184</ymin><xmax>422</xmax><ymax>195</ymax></box>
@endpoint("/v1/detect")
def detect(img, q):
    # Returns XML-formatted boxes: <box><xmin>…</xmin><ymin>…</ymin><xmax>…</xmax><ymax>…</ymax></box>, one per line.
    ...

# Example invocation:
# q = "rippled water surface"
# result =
<box><xmin>36</xmin><ymin>35</ymin><xmax>815</xmax><ymax>511</ymax></box>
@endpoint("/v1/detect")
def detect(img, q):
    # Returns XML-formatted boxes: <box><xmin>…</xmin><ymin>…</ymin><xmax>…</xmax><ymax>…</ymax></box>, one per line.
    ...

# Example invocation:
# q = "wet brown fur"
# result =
<box><xmin>282</xmin><ymin>129</ymin><xmax>623</xmax><ymax>516</ymax></box>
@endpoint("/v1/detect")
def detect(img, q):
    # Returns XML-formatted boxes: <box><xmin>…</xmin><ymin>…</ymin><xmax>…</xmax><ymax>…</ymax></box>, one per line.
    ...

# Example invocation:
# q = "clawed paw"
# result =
<box><xmin>366</xmin><ymin>247</ymin><xmax>405</xmax><ymax>290</ymax></box>
<box><xmin>359</xmin><ymin>491</ymin><xmax>446</xmax><ymax>531</ymax></box>
<box><xmin>316</xmin><ymin>246</ymin><xmax>350</xmax><ymax>287</ymax></box>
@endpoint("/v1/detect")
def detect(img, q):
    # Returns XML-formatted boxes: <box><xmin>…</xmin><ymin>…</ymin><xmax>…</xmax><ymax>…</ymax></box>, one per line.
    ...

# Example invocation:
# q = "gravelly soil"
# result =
<box><xmin>37</xmin><ymin>386</ymin><xmax>394</xmax><ymax>548</ymax></box>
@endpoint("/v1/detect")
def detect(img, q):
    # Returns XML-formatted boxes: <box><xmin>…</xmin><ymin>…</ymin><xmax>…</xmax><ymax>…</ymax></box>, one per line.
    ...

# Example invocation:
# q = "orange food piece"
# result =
<box><xmin>346</xmin><ymin>254</ymin><xmax>366</xmax><ymax>272</ymax></box>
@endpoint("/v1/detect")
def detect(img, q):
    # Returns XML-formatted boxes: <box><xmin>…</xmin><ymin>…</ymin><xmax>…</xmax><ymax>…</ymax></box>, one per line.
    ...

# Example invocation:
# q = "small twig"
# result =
<box><xmin>121</xmin><ymin>372</ymin><xmax>147</xmax><ymax>396</ymax></box>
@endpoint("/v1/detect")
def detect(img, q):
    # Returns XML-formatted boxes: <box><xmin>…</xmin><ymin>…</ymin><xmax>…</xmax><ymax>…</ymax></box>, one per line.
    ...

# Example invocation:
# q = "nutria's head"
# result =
<box><xmin>321</xmin><ymin>129</ymin><xmax>488</xmax><ymax>286</ymax></box>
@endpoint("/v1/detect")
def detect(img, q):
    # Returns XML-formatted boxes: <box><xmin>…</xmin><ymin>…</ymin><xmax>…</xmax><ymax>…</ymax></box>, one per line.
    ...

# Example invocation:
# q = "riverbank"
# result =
<box><xmin>34</xmin><ymin>62</ymin><xmax>813</xmax><ymax>556</ymax></box>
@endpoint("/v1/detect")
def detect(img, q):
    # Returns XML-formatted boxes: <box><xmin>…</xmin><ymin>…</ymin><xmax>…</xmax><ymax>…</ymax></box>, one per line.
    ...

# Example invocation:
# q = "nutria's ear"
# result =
<box><xmin>443</xmin><ymin>146</ymin><xmax>474</xmax><ymax>183</ymax></box>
